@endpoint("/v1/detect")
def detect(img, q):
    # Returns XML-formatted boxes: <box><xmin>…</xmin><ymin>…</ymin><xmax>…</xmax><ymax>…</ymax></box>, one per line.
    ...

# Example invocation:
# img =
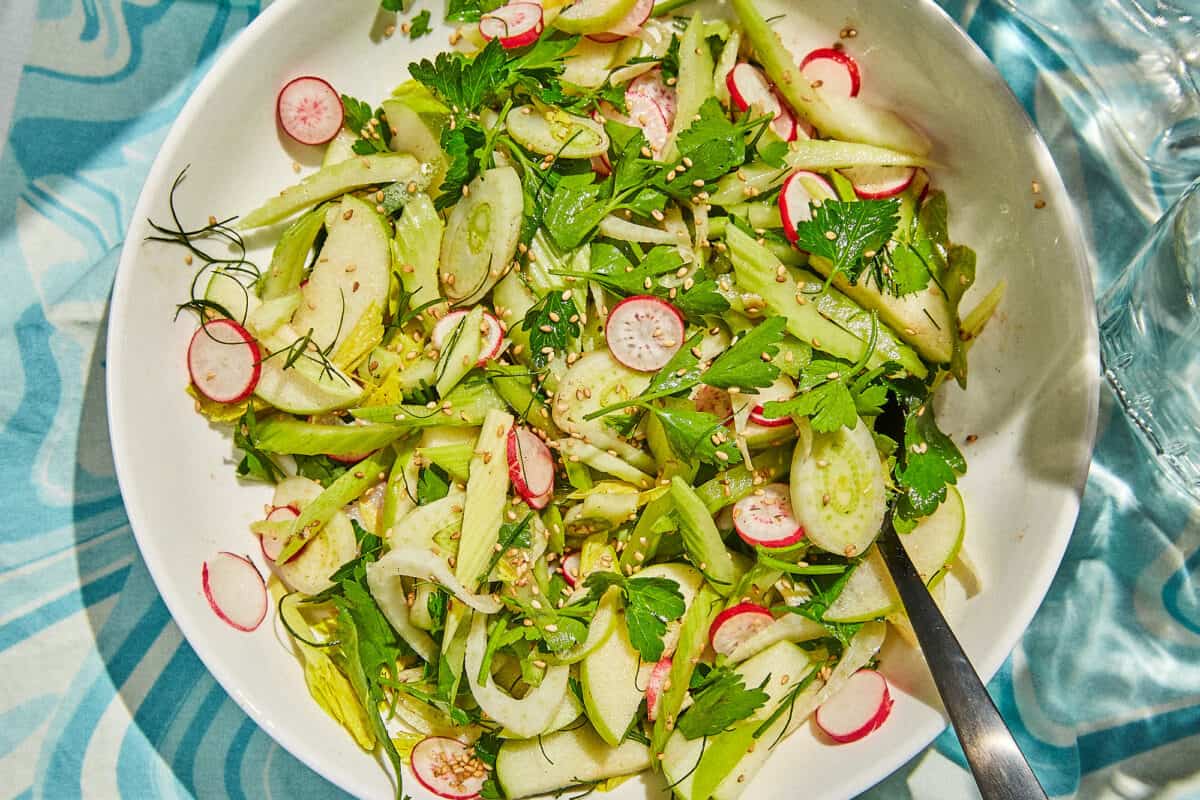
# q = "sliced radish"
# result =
<box><xmin>626</xmin><ymin>71</ymin><xmax>675</xmax><ymax>156</ymax></box>
<box><xmin>814</xmin><ymin>669</ymin><xmax>894</xmax><ymax>743</ymax></box>
<box><xmin>779</xmin><ymin>170</ymin><xmax>839</xmax><ymax>246</ymax></box>
<box><xmin>733</xmin><ymin>484</ymin><xmax>804</xmax><ymax>548</ymax></box>
<box><xmin>691</xmin><ymin>384</ymin><xmax>734</xmax><ymax>424</ymax></box>
<box><xmin>202</xmin><ymin>552</ymin><xmax>268</xmax><ymax>632</ymax></box>
<box><xmin>727</xmin><ymin>64</ymin><xmax>798</xmax><ymax>142</ymax></box>
<box><xmin>748</xmin><ymin>406</ymin><xmax>791</xmax><ymax>427</ymax></box>
<box><xmin>586</xmin><ymin>0</ymin><xmax>652</xmax><ymax>42</ymax></box>
<box><xmin>560</xmin><ymin>551</ymin><xmax>581</xmax><ymax>588</ymax></box>
<box><xmin>726</xmin><ymin>63</ymin><xmax>775</xmax><ymax>114</ymax></box>
<box><xmin>526</xmin><ymin>487</ymin><xmax>552</xmax><ymax>511</ymax></box>
<box><xmin>709</xmin><ymin>603</ymin><xmax>774</xmax><ymax>656</ymax></box>
<box><xmin>605</xmin><ymin>295</ymin><xmax>685</xmax><ymax>372</ymax></box>
<box><xmin>479</xmin><ymin>2</ymin><xmax>544</xmax><ymax>49</ymax></box>
<box><xmin>507</xmin><ymin>426</ymin><xmax>555</xmax><ymax>502</ymax></box>
<box><xmin>770</xmin><ymin>94</ymin><xmax>799</xmax><ymax>142</ymax></box>
<box><xmin>645</xmin><ymin>656</ymin><xmax>673</xmax><ymax>721</ymax></box>
<box><xmin>432</xmin><ymin>309</ymin><xmax>505</xmax><ymax>366</ymax></box>
<box><xmin>276</xmin><ymin>76</ymin><xmax>343</xmax><ymax>146</ymax></box>
<box><xmin>591</xmin><ymin>154</ymin><xmax>612</xmax><ymax>177</ymax></box>
<box><xmin>840</xmin><ymin>164</ymin><xmax>917</xmax><ymax>200</ymax></box>
<box><xmin>800</xmin><ymin>48</ymin><xmax>862</xmax><ymax>98</ymax></box>
<box><xmin>410</xmin><ymin>736</ymin><xmax>488</xmax><ymax>799</ymax></box>
<box><xmin>260</xmin><ymin>505</ymin><xmax>300</xmax><ymax>562</ymax></box>
<box><xmin>748</xmin><ymin>375</ymin><xmax>795</xmax><ymax>428</ymax></box>
<box><xmin>187</xmin><ymin>319</ymin><xmax>261</xmax><ymax>404</ymax></box>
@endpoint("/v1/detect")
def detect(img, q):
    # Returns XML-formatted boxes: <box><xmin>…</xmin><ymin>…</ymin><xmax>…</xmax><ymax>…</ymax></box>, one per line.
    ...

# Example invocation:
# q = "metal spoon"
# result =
<box><xmin>876</xmin><ymin>512</ymin><xmax>1048</xmax><ymax>800</ymax></box>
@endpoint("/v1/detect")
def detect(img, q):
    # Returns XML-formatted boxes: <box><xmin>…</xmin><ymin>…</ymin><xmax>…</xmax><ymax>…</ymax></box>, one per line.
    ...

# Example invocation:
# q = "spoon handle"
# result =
<box><xmin>876</xmin><ymin>518</ymin><xmax>1048</xmax><ymax>800</ymax></box>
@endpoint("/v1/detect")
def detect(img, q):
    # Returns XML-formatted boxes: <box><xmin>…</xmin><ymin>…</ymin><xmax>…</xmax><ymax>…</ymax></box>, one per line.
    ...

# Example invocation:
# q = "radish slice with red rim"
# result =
<box><xmin>733</xmin><ymin>484</ymin><xmax>804</xmax><ymax>548</ymax></box>
<box><xmin>779</xmin><ymin>170</ymin><xmax>838</xmax><ymax>246</ymax></box>
<box><xmin>747</xmin><ymin>375</ymin><xmax>796</xmax><ymax>427</ymax></box>
<box><xmin>410</xmin><ymin>736</ymin><xmax>488</xmax><ymax>799</ymax></box>
<box><xmin>800</xmin><ymin>48</ymin><xmax>862</xmax><ymax>98</ymax></box>
<box><xmin>479</xmin><ymin>2</ymin><xmax>544</xmax><ymax>49</ymax></box>
<box><xmin>709</xmin><ymin>602</ymin><xmax>774</xmax><ymax>656</ymax></box>
<box><xmin>770</xmin><ymin>94</ymin><xmax>799</xmax><ymax>142</ymax></box>
<box><xmin>840</xmin><ymin>164</ymin><xmax>917</xmax><ymax>199</ymax></box>
<box><xmin>814</xmin><ymin>669</ymin><xmax>894</xmax><ymax>743</ymax></box>
<box><xmin>560</xmin><ymin>551</ymin><xmax>581</xmax><ymax>588</ymax></box>
<box><xmin>260</xmin><ymin>505</ymin><xmax>300</xmax><ymax>562</ymax></box>
<box><xmin>526</xmin><ymin>487</ymin><xmax>552</xmax><ymax>510</ymax></box>
<box><xmin>728</xmin><ymin>64</ymin><xmax>797</xmax><ymax>142</ymax></box>
<box><xmin>726</xmin><ymin>63</ymin><xmax>776</xmax><ymax>114</ymax></box>
<box><xmin>432</xmin><ymin>309</ymin><xmax>505</xmax><ymax>366</ymax></box>
<box><xmin>605</xmin><ymin>295</ymin><xmax>685</xmax><ymax>372</ymax></box>
<box><xmin>187</xmin><ymin>319</ymin><xmax>261</xmax><ymax>404</ymax></box>
<box><xmin>276</xmin><ymin>76</ymin><xmax>344</xmax><ymax>146</ymax></box>
<box><xmin>586</xmin><ymin>0</ymin><xmax>653</xmax><ymax>42</ymax></box>
<box><xmin>626</xmin><ymin>71</ymin><xmax>675</xmax><ymax>156</ymax></box>
<box><xmin>645</xmin><ymin>656</ymin><xmax>673</xmax><ymax>721</ymax></box>
<box><xmin>203</xmin><ymin>552</ymin><xmax>268</xmax><ymax>632</ymax></box>
<box><xmin>507</xmin><ymin>426</ymin><xmax>555</xmax><ymax>502</ymax></box>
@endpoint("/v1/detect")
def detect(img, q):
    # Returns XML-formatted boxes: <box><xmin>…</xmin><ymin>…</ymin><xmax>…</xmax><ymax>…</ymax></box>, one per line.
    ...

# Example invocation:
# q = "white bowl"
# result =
<box><xmin>106</xmin><ymin>0</ymin><xmax>1099</xmax><ymax>797</ymax></box>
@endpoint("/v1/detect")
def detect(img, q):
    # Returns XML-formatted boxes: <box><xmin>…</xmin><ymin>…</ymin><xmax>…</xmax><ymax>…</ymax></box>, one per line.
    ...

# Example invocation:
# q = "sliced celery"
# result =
<box><xmin>455</xmin><ymin>409</ymin><xmax>515</xmax><ymax>590</ymax></box>
<box><xmin>726</xmin><ymin>225</ymin><xmax>927</xmax><ymax>376</ymax></box>
<box><xmin>260</xmin><ymin>205</ymin><xmax>325</xmax><ymax>299</ymax></box>
<box><xmin>254</xmin><ymin>417</ymin><xmax>408</xmax><ymax>457</ymax></box>
<box><xmin>276</xmin><ymin>449</ymin><xmax>396</xmax><ymax>563</ymax></box>
<box><xmin>665</xmin><ymin>14</ymin><xmax>716</xmax><ymax>160</ymax></box>
<box><xmin>240</xmin><ymin>153</ymin><xmax>428</xmax><ymax>229</ymax></box>
<box><xmin>392</xmin><ymin>193</ymin><xmax>445</xmax><ymax>325</ymax></box>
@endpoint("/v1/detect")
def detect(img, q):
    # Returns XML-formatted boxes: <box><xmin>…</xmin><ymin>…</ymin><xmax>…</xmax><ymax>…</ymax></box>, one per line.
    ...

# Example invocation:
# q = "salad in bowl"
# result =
<box><xmin>160</xmin><ymin>0</ymin><xmax>1004</xmax><ymax>797</ymax></box>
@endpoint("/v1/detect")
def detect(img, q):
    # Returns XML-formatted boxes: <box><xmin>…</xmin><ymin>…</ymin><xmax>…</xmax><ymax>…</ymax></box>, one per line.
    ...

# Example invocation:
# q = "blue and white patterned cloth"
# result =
<box><xmin>1</xmin><ymin>1</ymin><xmax>1197</xmax><ymax>798</ymax></box>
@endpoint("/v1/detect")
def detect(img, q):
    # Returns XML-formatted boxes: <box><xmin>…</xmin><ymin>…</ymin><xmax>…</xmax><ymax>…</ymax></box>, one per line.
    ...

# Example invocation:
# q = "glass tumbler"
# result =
<box><xmin>1099</xmin><ymin>178</ymin><xmax>1200</xmax><ymax>498</ymax></box>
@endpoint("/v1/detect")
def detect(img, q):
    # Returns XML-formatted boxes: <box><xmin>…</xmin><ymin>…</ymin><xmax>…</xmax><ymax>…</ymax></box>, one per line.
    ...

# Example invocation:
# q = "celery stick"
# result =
<box><xmin>455</xmin><ymin>409</ymin><xmax>515</xmax><ymax>590</ymax></box>
<box><xmin>380</xmin><ymin>439</ymin><xmax>419</xmax><ymax>536</ymax></box>
<box><xmin>488</xmin><ymin>364</ymin><xmax>560</xmax><ymax>437</ymax></box>
<box><xmin>260</xmin><ymin>206</ymin><xmax>325</xmax><ymax>299</ymax></box>
<box><xmin>350</xmin><ymin>378</ymin><xmax>507</xmax><ymax>425</ymax></box>
<box><xmin>650</xmin><ymin>586</ymin><xmax>719</xmax><ymax>754</ymax></box>
<box><xmin>558</xmin><ymin>438</ymin><xmax>655</xmax><ymax>489</ymax></box>
<box><xmin>277</xmin><ymin>449</ymin><xmax>396</xmax><ymax>562</ymax></box>
<box><xmin>665</xmin><ymin>14</ymin><xmax>715</xmax><ymax>160</ymax></box>
<box><xmin>419</xmin><ymin>442</ymin><xmax>474</xmax><ymax>483</ymax></box>
<box><xmin>240</xmin><ymin>153</ymin><xmax>428</xmax><ymax>229</ymax></box>
<box><xmin>693</xmin><ymin>447</ymin><xmax>790</xmax><ymax>513</ymax></box>
<box><xmin>254</xmin><ymin>418</ymin><xmax>409</xmax><ymax>457</ymax></box>
<box><xmin>434</xmin><ymin>305</ymin><xmax>484</xmax><ymax>398</ymax></box>
<box><xmin>726</xmin><ymin>225</ymin><xmax>927</xmax><ymax>377</ymax></box>
<box><xmin>392</xmin><ymin>193</ymin><xmax>446</xmax><ymax>324</ymax></box>
<box><xmin>729</xmin><ymin>0</ymin><xmax>931</xmax><ymax>156</ymax></box>
<box><xmin>670</xmin><ymin>477</ymin><xmax>735</xmax><ymax>593</ymax></box>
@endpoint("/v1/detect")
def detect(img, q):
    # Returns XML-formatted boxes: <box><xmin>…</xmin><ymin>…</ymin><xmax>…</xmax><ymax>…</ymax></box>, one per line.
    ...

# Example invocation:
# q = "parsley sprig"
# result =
<box><xmin>761</xmin><ymin>316</ymin><xmax>889</xmax><ymax>433</ymax></box>
<box><xmin>584</xmin><ymin>571</ymin><xmax>686</xmax><ymax>662</ymax></box>
<box><xmin>791</xmin><ymin>198</ymin><xmax>900</xmax><ymax>285</ymax></box>
<box><xmin>519</xmin><ymin>290</ymin><xmax>581</xmax><ymax>368</ymax></box>
<box><xmin>340</xmin><ymin>94</ymin><xmax>392</xmax><ymax>155</ymax></box>
<box><xmin>553</xmin><ymin>244</ymin><xmax>730</xmax><ymax>320</ymax></box>
<box><xmin>676</xmin><ymin>666</ymin><xmax>771</xmax><ymax>739</ymax></box>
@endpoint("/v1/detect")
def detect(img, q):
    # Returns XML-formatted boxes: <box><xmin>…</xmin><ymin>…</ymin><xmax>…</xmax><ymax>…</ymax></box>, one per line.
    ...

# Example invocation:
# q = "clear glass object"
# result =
<box><xmin>996</xmin><ymin>0</ymin><xmax>1200</xmax><ymax>192</ymax></box>
<box><xmin>1099</xmin><ymin>178</ymin><xmax>1200</xmax><ymax>497</ymax></box>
